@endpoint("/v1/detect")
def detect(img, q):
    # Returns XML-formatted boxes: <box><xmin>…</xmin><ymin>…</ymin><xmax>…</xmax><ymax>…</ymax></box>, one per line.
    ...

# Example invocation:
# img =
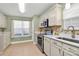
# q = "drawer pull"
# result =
<box><xmin>59</xmin><ymin>49</ymin><xmax>61</xmax><ymax>54</ymax></box>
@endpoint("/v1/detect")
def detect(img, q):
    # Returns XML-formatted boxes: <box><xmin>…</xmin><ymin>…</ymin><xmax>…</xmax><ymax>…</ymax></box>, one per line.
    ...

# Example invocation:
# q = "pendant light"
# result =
<box><xmin>65</xmin><ymin>3</ymin><xmax>70</xmax><ymax>9</ymax></box>
<box><xmin>18</xmin><ymin>3</ymin><xmax>25</xmax><ymax>13</ymax></box>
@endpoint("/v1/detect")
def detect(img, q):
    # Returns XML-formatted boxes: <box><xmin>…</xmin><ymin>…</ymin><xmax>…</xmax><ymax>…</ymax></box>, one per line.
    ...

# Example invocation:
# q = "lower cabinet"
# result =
<box><xmin>44</xmin><ymin>37</ymin><xmax>51</xmax><ymax>56</ymax></box>
<box><xmin>44</xmin><ymin>36</ymin><xmax>79</xmax><ymax>56</ymax></box>
<box><xmin>63</xmin><ymin>50</ymin><xmax>77</xmax><ymax>56</ymax></box>
<box><xmin>51</xmin><ymin>40</ymin><xmax>62</xmax><ymax>56</ymax></box>
<box><xmin>0</xmin><ymin>32</ymin><xmax>10</xmax><ymax>51</ymax></box>
<box><xmin>51</xmin><ymin>45</ymin><xmax>61</xmax><ymax>56</ymax></box>
<box><xmin>62</xmin><ymin>43</ymin><xmax>79</xmax><ymax>56</ymax></box>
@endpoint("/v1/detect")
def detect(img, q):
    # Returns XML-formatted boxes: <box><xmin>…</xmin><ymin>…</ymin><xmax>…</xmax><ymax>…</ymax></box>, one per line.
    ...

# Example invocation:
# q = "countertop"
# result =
<box><xmin>44</xmin><ymin>34</ymin><xmax>79</xmax><ymax>48</ymax></box>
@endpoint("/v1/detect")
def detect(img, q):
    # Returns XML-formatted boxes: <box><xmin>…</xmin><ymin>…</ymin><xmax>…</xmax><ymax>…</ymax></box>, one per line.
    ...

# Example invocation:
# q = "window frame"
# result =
<box><xmin>11</xmin><ymin>20</ymin><xmax>31</xmax><ymax>38</ymax></box>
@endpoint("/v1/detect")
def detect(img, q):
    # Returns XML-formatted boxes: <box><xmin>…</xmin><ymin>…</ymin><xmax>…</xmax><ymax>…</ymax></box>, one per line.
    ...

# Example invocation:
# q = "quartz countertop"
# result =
<box><xmin>44</xmin><ymin>34</ymin><xmax>79</xmax><ymax>48</ymax></box>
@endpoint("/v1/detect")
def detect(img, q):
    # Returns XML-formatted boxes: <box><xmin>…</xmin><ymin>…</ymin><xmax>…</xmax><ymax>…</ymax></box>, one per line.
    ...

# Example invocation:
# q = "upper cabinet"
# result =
<box><xmin>0</xmin><ymin>13</ymin><xmax>7</xmax><ymax>28</ymax></box>
<box><xmin>48</xmin><ymin>4</ymin><xmax>63</xmax><ymax>26</ymax></box>
<box><xmin>39</xmin><ymin>4</ymin><xmax>63</xmax><ymax>27</ymax></box>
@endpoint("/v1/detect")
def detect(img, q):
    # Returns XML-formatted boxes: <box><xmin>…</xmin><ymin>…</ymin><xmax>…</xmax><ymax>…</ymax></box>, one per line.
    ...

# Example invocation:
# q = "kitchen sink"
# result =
<box><xmin>57</xmin><ymin>37</ymin><xmax>79</xmax><ymax>43</ymax></box>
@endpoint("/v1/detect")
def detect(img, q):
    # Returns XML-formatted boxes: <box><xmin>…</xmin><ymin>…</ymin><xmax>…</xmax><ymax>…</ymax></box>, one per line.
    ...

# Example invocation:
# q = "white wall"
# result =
<box><xmin>63</xmin><ymin>3</ymin><xmax>79</xmax><ymax>30</ymax></box>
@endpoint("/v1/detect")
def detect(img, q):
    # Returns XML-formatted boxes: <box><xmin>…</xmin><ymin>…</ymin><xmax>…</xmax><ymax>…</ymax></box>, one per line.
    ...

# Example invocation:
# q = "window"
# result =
<box><xmin>12</xmin><ymin>20</ymin><xmax>30</xmax><ymax>37</ymax></box>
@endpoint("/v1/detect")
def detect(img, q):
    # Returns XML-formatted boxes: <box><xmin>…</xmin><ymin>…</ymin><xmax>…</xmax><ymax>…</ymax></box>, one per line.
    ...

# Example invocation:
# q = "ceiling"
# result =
<box><xmin>0</xmin><ymin>3</ymin><xmax>53</xmax><ymax>17</ymax></box>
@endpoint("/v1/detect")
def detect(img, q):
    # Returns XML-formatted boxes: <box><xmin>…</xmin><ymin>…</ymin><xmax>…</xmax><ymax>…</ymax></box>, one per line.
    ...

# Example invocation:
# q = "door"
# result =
<box><xmin>51</xmin><ymin>39</ymin><xmax>61</xmax><ymax>56</ymax></box>
<box><xmin>51</xmin><ymin>45</ymin><xmax>61</xmax><ymax>56</ymax></box>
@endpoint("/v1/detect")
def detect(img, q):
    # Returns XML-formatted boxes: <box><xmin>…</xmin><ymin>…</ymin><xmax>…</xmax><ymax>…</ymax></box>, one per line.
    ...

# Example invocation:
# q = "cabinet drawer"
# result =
<box><xmin>54</xmin><ymin>40</ymin><xmax>62</xmax><ymax>47</ymax></box>
<box><xmin>63</xmin><ymin>43</ymin><xmax>79</xmax><ymax>55</ymax></box>
<box><xmin>51</xmin><ymin>39</ymin><xmax>62</xmax><ymax>47</ymax></box>
<box><xmin>44</xmin><ymin>38</ymin><xmax>51</xmax><ymax>43</ymax></box>
<box><xmin>63</xmin><ymin>50</ymin><xmax>77</xmax><ymax>56</ymax></box>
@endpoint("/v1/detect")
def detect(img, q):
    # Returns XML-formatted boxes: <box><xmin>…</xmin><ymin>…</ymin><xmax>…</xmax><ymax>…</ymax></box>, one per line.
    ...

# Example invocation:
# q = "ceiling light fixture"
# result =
<box><xmin>65</xmin><ymin>3</ymin><xmax>70</xmax><ymax>9</ymax></box>
<box><xmin>18</xmin><ymin>3</ymin><xmax>25</xmax><ymax>13</ymax></box>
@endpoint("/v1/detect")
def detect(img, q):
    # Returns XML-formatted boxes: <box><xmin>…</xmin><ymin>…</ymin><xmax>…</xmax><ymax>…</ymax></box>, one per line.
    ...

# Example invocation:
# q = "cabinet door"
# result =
<box><xmin>51</xmin><ymin>40</ymin><xmax>62</xmax><ymax>56</ymax></box>
<box><xmin>49</xmin><ymin>15</ymin><xmax>55</xmax><ymax>26</ymax></box>
<box><xmin>48</xmin><ymin>4</ymin><xmax>62</xmax><ymax>26</ymax></box>
<box><xmin>55</xmin><ymin>6</ymin><xmax>62</xmax><ymax>25</ymax></box>
<box><xmin>63</xmin><ymin>50</ymin><xmax>77</xmax><ymax>56</ymax></box>
<box><xmin>0</xmin><ymin>32</ymin><xmax>4</xmax><ymax>50</ymax></box>
<box><xmin>3</xmin><ymin>32</ymin><xmax>10</xmax><ymax>49</ymax></box>
<box><xmin>51</xmin><ymin>45</ymin><xmax>61</xmax><ymax>56</ymax></box>
<box><xmin>44</xmin><ymin>37</ymin><xmax>51</xmax><ymax>56</ymax></box>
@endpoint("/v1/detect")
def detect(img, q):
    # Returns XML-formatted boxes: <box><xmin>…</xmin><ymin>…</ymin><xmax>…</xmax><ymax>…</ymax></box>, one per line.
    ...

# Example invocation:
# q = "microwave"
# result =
<box><xmin>43</xmin><ymin>19</ymin><xmax>49</xmax><ymax>27</ymax></box>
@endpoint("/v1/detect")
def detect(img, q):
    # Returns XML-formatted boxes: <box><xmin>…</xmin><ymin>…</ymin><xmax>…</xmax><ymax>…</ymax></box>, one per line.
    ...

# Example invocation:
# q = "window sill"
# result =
<box><xmin>11</xmin><ymin>35</ymin><xmax>31</xmax><ymax>38</ymax></box>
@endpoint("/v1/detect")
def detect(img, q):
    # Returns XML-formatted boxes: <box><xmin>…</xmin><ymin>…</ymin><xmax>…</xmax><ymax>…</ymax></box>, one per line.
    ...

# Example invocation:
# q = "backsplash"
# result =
<box><xmin>38</xmin><ymin>26</ymin><xmax>61</xmax><ymax>35</ymax></box>
<box><xmin>64</xmin><ymin>30</ymin><xmax>79</xmax><ymax>35</ymax></box>
<box><xmin>52</xmin><ymin>26</ymin><xmax>61</xmax><ymax>35</ymax></box>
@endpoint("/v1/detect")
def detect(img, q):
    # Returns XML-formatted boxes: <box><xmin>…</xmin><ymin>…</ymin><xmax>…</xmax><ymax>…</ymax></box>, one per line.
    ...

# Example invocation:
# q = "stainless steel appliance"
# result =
<box><xmin>37</xmin><ymin>28</ymin><xmax>53</xmax><ymax>53</ymax></box>
<box><xmin>37</xmin><ymin>34</ymin><xmax>44</xmax><ymax>53</ymax></box>
<box><xmin>41</xmin><ymin>19</ymin><xmax>49</xmax><ymax>27</ymax></box>
<box><xmin>44</xmin><ymin>19</ymin><xmax>49</xmax><ymax>27</ymax></box>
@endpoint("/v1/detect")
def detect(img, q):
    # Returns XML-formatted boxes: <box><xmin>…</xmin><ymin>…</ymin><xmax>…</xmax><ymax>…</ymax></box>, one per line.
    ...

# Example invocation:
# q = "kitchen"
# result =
<box><xmin>0</xmin><ymin>3</ymin><xmax>79</xmax><ymax>56</ymax></box>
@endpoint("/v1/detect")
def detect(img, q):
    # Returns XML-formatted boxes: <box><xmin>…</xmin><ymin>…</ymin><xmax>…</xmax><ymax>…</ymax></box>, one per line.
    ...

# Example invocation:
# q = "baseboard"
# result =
<box><xmin>11</xmin><ymin>40</ymin><xmax>33</xmax><ymax>44</ymax></box>
<box><xmin>0</xmin><ymin>44</ymin><xmax>11</xmax><ymax>55</ymax></box>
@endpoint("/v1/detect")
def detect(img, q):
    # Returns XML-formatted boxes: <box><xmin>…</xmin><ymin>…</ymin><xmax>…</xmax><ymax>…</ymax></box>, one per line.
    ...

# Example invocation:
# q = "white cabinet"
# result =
<box><xmin>48</xmin><ymin>11</ymin><xmax>55</xmax><ymax>26</ymax></box>
<box><xmin>48</xmin><ymin>4</ymin><xmax>63</xmax><ymax>26</ymax></box>
<box><xmin>0</xmin><ymin>13</ymin><xmax>7</xmax><ymax>28</ymax></box>
<box><xmin>44</xmin><ymin>37</ymin><xmax>62</xmax><ymax>56</ymax></box>
<box><xmin>0</xmin><ymin>32</ymin><xmax>4</xmax><ymax>50</ymax></box>
<box><xmin>51</xmin><ymin>39</ymin><xmax>62</xmax><ymax>56</ymax></box>
<box><xmin>63</xmin><ymin>50</ymin><xmax>76</xmax><ymax>56</ymax></box>
<box><xmin>39</xmin><ymin>4</ymin><xmax>63</xmax><ymax>27</ymax></box>
<box><xmin>0</xmin><ymin>32</ymin><xmax>10</xmax><ymax>51</ymax></box>
<box><xmin>51</xmin><ymin>45</ymin><xmax>61</xmax><ymax>56</ymax></box>
<box><xmin>44</xmin><ymin>36</ymin><xmax>79</xmax><ymax>56</ymax></box>
<box><xmin>44</xmin><ymin>36</ymin><xmax>62</xmax><ymax>56</ymax></box>
<box><xmin>44</xmin><ymin>37</ymin><xmax>51</xmax><ymax>56</ymax></box>
<box><xmin>3</xmin><ymin>32</ymin><xmax>10</xmax><ymax>49</ymax></box>
<box><xmin>63</xmin><ymin>43</ymin><xmax>79</xmax><ymax>56</ymax></box>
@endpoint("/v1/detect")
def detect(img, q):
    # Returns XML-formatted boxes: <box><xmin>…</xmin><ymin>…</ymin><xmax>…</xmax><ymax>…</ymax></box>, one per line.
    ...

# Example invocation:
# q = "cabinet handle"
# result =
<box><xmin>59</xmin><ymin>49</ymin><xmax>61</xmax><ymax>53</ymax></box>
<box><xmin>63</xmin><ymin>51</ymin><xmax>64</xmax><ymax>56</ymax></box>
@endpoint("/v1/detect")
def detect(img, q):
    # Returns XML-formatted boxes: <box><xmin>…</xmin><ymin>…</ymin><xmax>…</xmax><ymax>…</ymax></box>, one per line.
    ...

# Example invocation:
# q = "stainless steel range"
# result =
<box><xmin>37</xmin><ymin>34</ymin><xmax>44</xmax><ymax>53</ymax></box>
<box><xmin>37</xmin><ymin>27</ymin><xmax>53</xmax><ymax>53</ymax></box>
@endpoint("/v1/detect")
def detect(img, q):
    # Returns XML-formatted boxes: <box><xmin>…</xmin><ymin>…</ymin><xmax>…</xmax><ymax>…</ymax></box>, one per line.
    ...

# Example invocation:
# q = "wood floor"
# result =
<box><xmin>3</xmin><ymin>42</ymin><xmax>45</xmax><ymax>56</ymax></box>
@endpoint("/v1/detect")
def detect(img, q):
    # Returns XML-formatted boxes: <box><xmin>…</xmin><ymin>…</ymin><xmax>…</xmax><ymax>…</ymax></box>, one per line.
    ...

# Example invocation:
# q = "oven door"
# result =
<box><xmin>38</xmin><ymin>37</ymin><xmax>42</xmax><ymax>47</ymax></box>
<box><xmin>37</xmin><ymin>35</ymin><xmax>44</xmax><ymax>52</ymax></box>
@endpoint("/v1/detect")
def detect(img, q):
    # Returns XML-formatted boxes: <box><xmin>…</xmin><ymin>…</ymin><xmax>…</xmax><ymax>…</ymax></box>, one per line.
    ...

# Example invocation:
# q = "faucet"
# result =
<box><xmin>67</xmin><ymin>26</ymin><xmax>75</xmax><ymax>38</ymax></box>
